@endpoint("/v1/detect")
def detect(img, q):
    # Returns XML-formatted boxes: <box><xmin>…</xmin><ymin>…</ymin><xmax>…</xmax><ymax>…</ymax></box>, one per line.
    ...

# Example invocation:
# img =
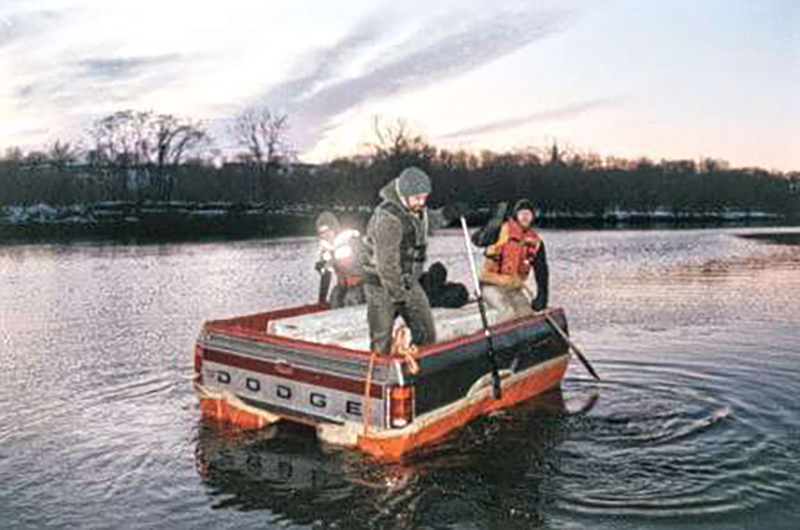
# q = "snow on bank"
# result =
<box><xmin>3</xmin><ymin>204</ymin><xmax>92</xmax><ymax>224</ymax></box>
<box><xmin>0</xmin><ymin>202</ymin><xmax>784</xmax><ymax>226</ymax></box>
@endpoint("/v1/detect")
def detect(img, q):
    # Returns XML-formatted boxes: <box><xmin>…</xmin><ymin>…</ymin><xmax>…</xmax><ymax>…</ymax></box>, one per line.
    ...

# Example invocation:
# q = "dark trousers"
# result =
<box><xmin>364</xmin><ymin>282</ymin><xmax>436</xmax><ymax>354</ymax></box>
<box><xmin>329</xmin><ymin>284</ymin><xmax>366</xmax><ymax>308</ymax></box>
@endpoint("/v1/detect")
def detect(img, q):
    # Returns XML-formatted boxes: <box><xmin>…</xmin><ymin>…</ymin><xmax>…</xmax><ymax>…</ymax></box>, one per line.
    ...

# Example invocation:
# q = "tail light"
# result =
<box><xmin>389</xmin><ymin>385</ymin><xmax>415</xmax><ymax>428</ymax></box>
<box><xmin>194</xmin><ymin>344</ymin><xmax>203</xmax><ymax>382</ymax></box>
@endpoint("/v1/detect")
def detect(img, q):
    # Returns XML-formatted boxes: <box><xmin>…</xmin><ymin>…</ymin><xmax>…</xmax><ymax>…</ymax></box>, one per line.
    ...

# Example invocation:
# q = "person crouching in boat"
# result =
<box><xmin>314</xmin><ymin>211</ymin><xmax>366</xmax><ymax>308</ymax></box>
<box><xmin>361</xmin><ymin>167</ymin><xmax>437</xmax><ymax>354</ymax></box>
<box><xmin>419</xmin><ymin>261</ymin><xmax>469</xmax><ymax>309</ymax></box>
<box><xmin>471</xmin><ymin>199</ymin><xmax>549</xmax><ymax>321</ymax></box>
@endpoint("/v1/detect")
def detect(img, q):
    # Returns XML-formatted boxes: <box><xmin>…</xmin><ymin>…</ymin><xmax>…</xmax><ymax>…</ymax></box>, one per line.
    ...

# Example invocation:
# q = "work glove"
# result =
<box><xmin>441</xmin><ymin>202</ymin><xmax>471</xmax><ymax>223</ymax></box>
<box><xmin>531</xmin><ymin>294</ymin><xmax>547</xmax><ymax>312</ymax></box>
<box><xmin>429</xmin><ymin>202</ymin><xmax>471</xmax><ymax>229</ymax></box>
<box><xmin>471</xmin><ymin>201</ymin><xmax>508</xmax><ymax>247</ymax></box>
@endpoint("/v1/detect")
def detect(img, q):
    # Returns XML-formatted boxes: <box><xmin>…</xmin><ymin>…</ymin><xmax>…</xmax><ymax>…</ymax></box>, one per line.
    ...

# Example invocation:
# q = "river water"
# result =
<box><xmin>1</xmin><ymin>227</ymin><xmax>799</xmax><ymax>529</ymax></box>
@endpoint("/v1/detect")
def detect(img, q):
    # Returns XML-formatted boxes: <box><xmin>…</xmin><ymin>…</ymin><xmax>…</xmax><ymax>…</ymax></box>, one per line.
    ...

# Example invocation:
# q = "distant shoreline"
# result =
<box><xmin>1</xmin><ymin>201</ymin><xmax>796</xmax><ymax>244</ymax></box>
<box><xmin>738</xmin><ymin>232</ymin><xmax>800</xmax><ymax>246</ymax></box>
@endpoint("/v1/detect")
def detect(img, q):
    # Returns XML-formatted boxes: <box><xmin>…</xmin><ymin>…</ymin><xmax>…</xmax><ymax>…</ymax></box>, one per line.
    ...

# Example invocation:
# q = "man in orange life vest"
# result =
<box><xmin>314</xmin><ymin>211</ymin><xmax>366</xmax><ymax>308</ymax></box>
<box><xmin>471</xmin><ymin>199</ymin><xmax>549</xmax><ymax>320</ymax></box>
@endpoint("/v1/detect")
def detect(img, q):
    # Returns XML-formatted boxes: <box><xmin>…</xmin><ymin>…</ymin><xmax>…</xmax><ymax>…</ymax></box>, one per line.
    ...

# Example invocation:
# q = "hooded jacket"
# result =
<box><xmin>362</xmin><ymin>179</ymin><xmax>430</xmax><ymax>303</ymax></box>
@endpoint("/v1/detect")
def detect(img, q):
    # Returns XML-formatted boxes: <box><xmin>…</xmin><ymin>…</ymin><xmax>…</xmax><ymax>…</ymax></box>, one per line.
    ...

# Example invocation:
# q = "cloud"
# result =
<box><xmin>255</xmin><ymin>5</ymin><xmax>573</xmax><ymax>152</ymax></box>
<box><xmin>3</xmin><ymin>2</ymin><xmax>580</xmax><ymax>155</ymax></box>
<box><xmin>15</xmin><ymin>83</ymin><xmax>34</xmax><ymax>99</ymax></box>
<box><xmin>77</xmin><ymin>54</ymin><xmax>182</xmax><ymax>80</ymax></box>
<box><xmin>1</xmin><ymin>4</ymin><xmax>196</xmax><ymax>147</ymax></box>
<box><xmin>3</xmin><ymin>4</ymin><xmax>187</xmax><ymax>110</ymax></box>
<box><xmin>0</xmin><ymin>9</ymin><xmax>60</xmax><ymax>49</ymax></box>
<box><xmin>436</xmin><ymin>98</ymin><xmax>623</xmax><ymax>140</ymax></box>
<box><xmin>13</xmin><ymin>53</ymin><xmax>186</xmax><ymax>112</ymax></box>
<box><xmin>259</xmin><ymin>15</ymin><xmax>389</xmax><ymax>109</ymax></box>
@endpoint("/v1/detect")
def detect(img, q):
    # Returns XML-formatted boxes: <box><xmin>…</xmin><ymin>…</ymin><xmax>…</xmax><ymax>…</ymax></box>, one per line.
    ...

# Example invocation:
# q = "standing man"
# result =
<box><xmin>314</xmin><ymin>211</ymin><xmax>366</xmax><ymax>308</ymax></box>
<box><xmin>361</xmin><ymin>167</ymin><xmax>437</xmax><ymax>354</ymax></box>
<box><xmin>471</xmin><ymin>199</ymin><xmax>549</xmax><ymax>320</ymax></box>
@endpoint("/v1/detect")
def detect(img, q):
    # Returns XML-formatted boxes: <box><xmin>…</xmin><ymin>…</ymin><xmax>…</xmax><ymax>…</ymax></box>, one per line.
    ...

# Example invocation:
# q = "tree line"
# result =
<box><xmin>1</xmin><ymin>111</ymin><xmax>798</xmax><ymax>220</ymax></box>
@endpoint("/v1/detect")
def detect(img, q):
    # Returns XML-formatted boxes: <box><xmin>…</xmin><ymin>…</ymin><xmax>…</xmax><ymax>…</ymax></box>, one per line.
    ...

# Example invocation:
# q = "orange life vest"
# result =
<box><xmin>481</xmin><ymin>220</ymin><xmax>541</xmax><ymax>286</ymax></box>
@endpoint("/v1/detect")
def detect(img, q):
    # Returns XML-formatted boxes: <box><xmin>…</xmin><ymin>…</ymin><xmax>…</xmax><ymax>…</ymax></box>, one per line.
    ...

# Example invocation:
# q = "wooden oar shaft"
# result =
<box><xmin>543</xmin><ymin>312</ymin><xmax>601</xmax><ymax>381</ymax></box>
<box><xmin>460</xmin><ymin>216</ymin><xmax>502</xmax><ymax>399</ymax></box>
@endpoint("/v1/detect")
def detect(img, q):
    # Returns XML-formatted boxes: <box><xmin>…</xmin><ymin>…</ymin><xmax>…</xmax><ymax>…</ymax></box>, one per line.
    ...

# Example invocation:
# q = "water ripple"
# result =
<box><xmin>2</xmin><ymin>229</ymin><xmax>800</xmax><ymax>529</ymax></box>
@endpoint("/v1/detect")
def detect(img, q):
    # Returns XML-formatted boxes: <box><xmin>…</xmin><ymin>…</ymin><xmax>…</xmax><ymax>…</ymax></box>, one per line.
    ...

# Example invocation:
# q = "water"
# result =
<box><xmin>1</xmin><ymin>227</ymin><xmax>799</xmax><ymax>529</ymax></box>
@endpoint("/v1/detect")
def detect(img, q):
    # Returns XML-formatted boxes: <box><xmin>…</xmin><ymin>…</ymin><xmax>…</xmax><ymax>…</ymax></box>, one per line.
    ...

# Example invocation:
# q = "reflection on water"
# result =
<box><xmin>194</xmin><ymin>389</ymin><xmax>587</xmax><ymax>529</ymax></box>
<box><xmin>1</xmin><ymin>227</ymin><xmax>800</xmax><ymax>529</ymax></box>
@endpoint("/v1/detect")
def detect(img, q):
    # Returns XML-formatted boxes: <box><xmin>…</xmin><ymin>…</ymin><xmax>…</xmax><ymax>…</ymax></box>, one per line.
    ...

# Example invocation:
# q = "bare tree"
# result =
<box><xmin>87</xmin><ymin>110</ymin><xmax>209</xmax><ymax>200</ymax></box>
<box><xmin>370</xmin><ymin>116</ymin><xmax>435</xmax><ymax>179</ymax></box>
<box><xmin>48</xmin><ymin>140</ymin><xmax>82</xmax><ymax>168</ymax></box>
<box><xmin>231</xmin><ymin>106</ymin><xmax>290</xmax><ymax>202</ymax></box>
<box><xmin>232</xmin><ymin>107</ymin><xmax>289</xmax><ymax>168</ymax></box>
<box><xmin>89</xmin><ymin>110</ymin><xmax>207</xmax><ymax>167</ymax></box>
<box><xmin>3</xmin><ymin>147</ymin><xmax>25</xmax><ymax>163</ymax></box>
<box><xmin>153</xmin><ymin>114</ymin><xmax>208</xmax><ymax>167</ymax></box>
<box><xmin>89</xmin><ymin>110</ymin><xmax>147</xmax><ymax>167</ymax></box>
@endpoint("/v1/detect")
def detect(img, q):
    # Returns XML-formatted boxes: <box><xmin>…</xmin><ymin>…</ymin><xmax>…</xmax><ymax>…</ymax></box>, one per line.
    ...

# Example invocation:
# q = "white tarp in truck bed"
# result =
<box><xmin>267</xmin><ymin>303</ymin><xmax>500</xmax><ymax>351</ymax></box>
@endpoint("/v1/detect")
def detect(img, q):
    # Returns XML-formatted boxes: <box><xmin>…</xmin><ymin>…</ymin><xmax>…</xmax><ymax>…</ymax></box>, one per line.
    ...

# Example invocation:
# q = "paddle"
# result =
<box><xmin>542</xmin><ymin>311</ymin><xmax>601</xmax><ymax>381</ymax></box>
<box><xmin>459</xmin><ymin>216</ymin><xmax>502</xmax><ymax>399</ymax></box>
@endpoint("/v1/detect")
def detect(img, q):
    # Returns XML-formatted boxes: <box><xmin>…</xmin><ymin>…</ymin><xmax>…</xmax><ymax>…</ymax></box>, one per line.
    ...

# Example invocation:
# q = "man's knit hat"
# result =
<box><xmin>315</xmin><ymin>211</ymin><xmax>340</xmax><ymax>233</ymax></box>
<box><xmin>512</xmin><ymin>199</ymin><xmax>535</xmax><ymax>216</ymax></box>
<box><xmin>396</xmin><ymin>166</ymin><xmax>432</xmax><ymax>197</ymax></box>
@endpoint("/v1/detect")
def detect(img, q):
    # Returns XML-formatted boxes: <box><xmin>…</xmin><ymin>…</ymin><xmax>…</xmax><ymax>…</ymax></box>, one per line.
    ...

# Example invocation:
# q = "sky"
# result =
<box><xmin>0</xmin><ymin>0</ymin><xmax>798</xmax><ymax>171</ymax></box>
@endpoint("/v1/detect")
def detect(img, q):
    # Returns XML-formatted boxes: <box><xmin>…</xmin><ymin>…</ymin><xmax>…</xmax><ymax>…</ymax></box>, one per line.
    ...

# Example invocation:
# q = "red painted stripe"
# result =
<box><xmin>203</xmin><ymin>348</ymin><xmax>384</xmax><ymax>399</ymax></box>
<box><xmin>201</xmin><ymin>304</ymin><xmax>566</xmax><ymax>373</ymax></box>
<box><xmin>416</xmin><ymin>308</ymin><xmax>566</xmax><ymax>357</ymax></box>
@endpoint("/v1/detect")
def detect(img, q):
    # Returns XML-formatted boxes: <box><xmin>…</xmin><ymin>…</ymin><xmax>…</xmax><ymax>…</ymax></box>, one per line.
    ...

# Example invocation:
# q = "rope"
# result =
<box><xmin>362</xmin><ymin>325</ymin><xmax>421</xmax><ymax>437</ymax></box>
<box><xmin>391</xmin><ymin>326</ymin><xmax>420</xmax><ymax>374</ymax></box>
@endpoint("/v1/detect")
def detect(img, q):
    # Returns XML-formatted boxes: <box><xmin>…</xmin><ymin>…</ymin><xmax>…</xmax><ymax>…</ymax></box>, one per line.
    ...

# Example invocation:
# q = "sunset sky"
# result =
<box><xmin>1</xmin><ymin>0</ymin><xmax>797</xmax><ymax>170</ymax></box>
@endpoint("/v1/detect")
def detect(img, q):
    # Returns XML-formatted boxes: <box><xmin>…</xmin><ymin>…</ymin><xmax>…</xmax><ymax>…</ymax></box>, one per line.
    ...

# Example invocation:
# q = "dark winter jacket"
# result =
<box><xmin>362</xmin><ymin>179</ymin><xmax>429</xmax><ymax>303</ymax></box>
<box><xmin>419</xmin><ymin>261</ymin><xmax>469</xmax><ymax>308</ymax></box>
